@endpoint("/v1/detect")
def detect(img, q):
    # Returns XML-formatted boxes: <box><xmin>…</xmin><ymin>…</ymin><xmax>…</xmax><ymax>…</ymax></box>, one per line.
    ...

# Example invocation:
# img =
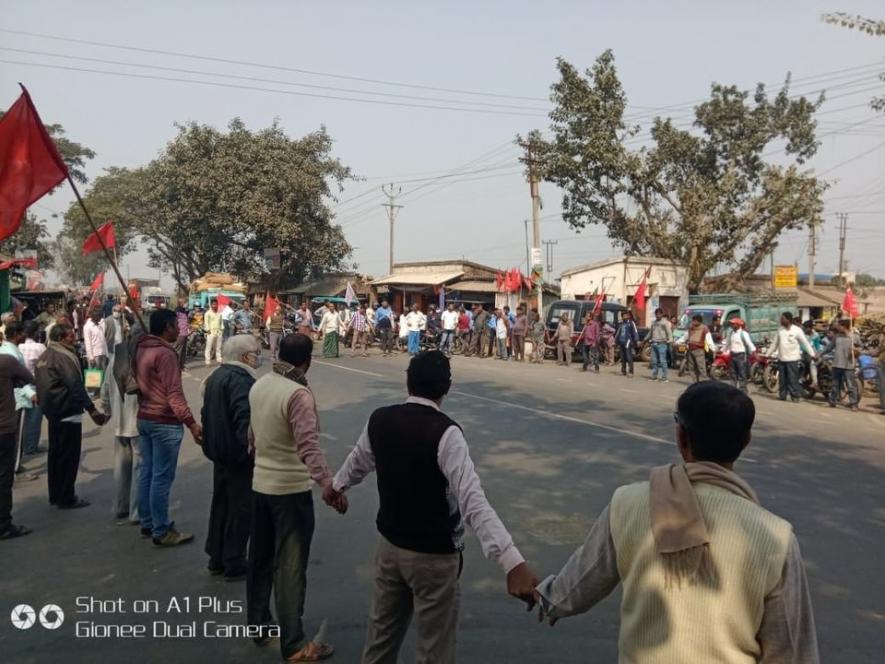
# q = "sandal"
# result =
<box><xmin>0</xmin><ymin>524</ymin><xmax>33</xmax><ymax>539</ymax></box>
<box><xmin>286</xmin><ymin>641</ymin><xmax>335</xmax><ymax>662</ymax></box>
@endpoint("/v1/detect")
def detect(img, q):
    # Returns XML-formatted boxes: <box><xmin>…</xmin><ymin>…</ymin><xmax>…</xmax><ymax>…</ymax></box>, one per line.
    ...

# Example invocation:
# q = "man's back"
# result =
<box><xmin>611</xmin><ymin>480</ymin><xmax>792</xmax><ymax>664</ymax></box>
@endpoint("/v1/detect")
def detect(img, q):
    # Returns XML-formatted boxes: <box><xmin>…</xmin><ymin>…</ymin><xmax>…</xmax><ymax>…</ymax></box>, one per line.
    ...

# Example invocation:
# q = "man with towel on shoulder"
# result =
<box><xmin>535</xmin><ymin>381</ymin><xmax>819</xmax><ymax>663</ymax></box>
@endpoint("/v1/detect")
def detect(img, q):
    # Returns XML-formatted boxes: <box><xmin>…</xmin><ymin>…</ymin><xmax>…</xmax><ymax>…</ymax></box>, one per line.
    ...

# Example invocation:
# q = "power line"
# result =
<box><xmin>816</xmin><ymin>139</ymin><xmax>885</xmax><ymax>177</ymax></box>
<box><xmin>0</xmin><ymin>28</ymin><xmax>550</xmax><ymax>103</ymax></box>
<box><xmin>0</xmin><ymin>59</ymin><xmax>549</xmax><ymax>117</ymax></box>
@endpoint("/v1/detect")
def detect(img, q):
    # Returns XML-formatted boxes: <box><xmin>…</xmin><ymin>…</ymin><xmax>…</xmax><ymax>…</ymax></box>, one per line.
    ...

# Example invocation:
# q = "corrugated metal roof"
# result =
<box><xmin>448</xmin><ymin>279</ymin><xmax>497</xmax><ymax>293</ymax></box>
<box><xmin>372</xmin><ymin>270</ymin><xmax>464</xmax><ymax>286</ymax></box>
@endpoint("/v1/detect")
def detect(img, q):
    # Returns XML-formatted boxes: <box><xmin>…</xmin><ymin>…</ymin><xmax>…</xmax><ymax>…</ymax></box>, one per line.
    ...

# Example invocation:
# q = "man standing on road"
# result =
<box><xmin>375</xmin><ymin>300</ymin><xmax>395</xmax><ymax>356</ymax></box>
<box><xmin>318</xmin><ymin>301</ymin><xmax>341</xmax><ymax>359</ymax></box>
<box><xmin>204</xmin><ymin>299</ymin><xmax>224</xmax><ymax>366</ymax></box>
<box><xmin>135</xmin><ymin>308</ymin><xmax>203</xmax><ymax>546</ymax></box>
<box><xmin>685</xmin><ymin>314</ymin><xmax>712</xmax><ymax>383</ymax></box>
<box><xmin>1</xmin><ymin>322</ymin><xmax>38</xmax><ymax>483</ymax></box>
<box><xmin>406</xmin><ymin>304</ymin><xmax>426</xmax><ymax>356</ymax></box>
<box><xmin>828</xmin><ymin>319</ymin><xmax>859</xmax><ymax>412</ymax></box>
<box><xmin>579</xmin><ymin>313</ymin><xmax>602</xmax><ymax>373</ymax></box>
<box><xmin>348</xmin><ymin>304</ymin><xmax>370</xmax><ymax>358</ymax></box>
<box><xmin>247</xmin><ymin>333</ymin><xmax>338</xmax><ymax>662</ymax></box>
<box><xmin>83</xmin><ymin>308</ymin><xmax>109</xmax><ymax>372</ymax></box>
<box><xmin>467</xmin><ymin>304</ymin><xmax>489</xmax><ymax>357</ymax></box>
<box><xmin>202</xmin><ymin>334</ymin><xmax>260</xmax><ymax>581</ymax></box>
<box><xmin>648</xmin><ymin>308</ymin><xmax>672</xmax><ymax>383</ymax></box>
<box><xmin>530</xmin><ymin>309</ymin><xmax>546</xmax><ymax>363</ymax></box>
<box><xmin>439</xmin><ymin>302</ymin><xmax>459</xmax><ymax>356</ymax></box>
<box><xmin>266</xmin><ymin>305</ymin><xmax>284</xmax><ymax>363</ymax></box>
<box><xmin>35</xmin><ymin>323</ymin><xmax>108</xmax><ymax>510</ymax></box>
<box><xmin>329</xmin><ymin>351</ymin><xmax>540</xmax><ymax>664</ymax></box>
<box><xmin>724</xmin><ymin>318</ymin><xmax>755</xmax><ymax>394</ymax></box>
<box><xmin>494</xmin><ymin>308</ymin><xmax>510</xmax><ymax>360</ymax></box>
<box><xmin>615</xmin><ymin>310</ymin><xmax>639</xmax><ymax>377</ymax></box>
<box><xmin>511</xmin><ymin>306</ymin><xmax>527</xmax><ymax>362</ymax></box>
<box><xmin>769</xmin><ymin>312</ymin><xmax>815</xmax><ymax>403</ymax></box>
<box><xmin>0</xmin><ymin>349</ymin><xmax>35</xmax><ymax>540</ymax></box>
<box><xmin>235</xmin><ymin>299</ymin><xmax>254</xmax><ymax>335</ymax></box>
<box><xmin>20</xmin><ymin>322</ymin><xmax>47</xmax><ymax>457</ymax></box>
<box><xmin>536</xmin><ymin>381</ymin><xmax>819</xmax><ymax>663</ymax></box>
<box><xmin>556</xmin><ymin>313</ymin><xmax>574</xmax><ymax>367</ymax></box>
<box><xmin>173</xmin><ymin>299</ymin><xmax>190</xmax><ymax>369</ymax></box>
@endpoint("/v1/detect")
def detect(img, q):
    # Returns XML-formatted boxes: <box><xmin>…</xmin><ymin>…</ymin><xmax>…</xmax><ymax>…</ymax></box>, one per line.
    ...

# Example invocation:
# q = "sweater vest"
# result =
<box><xmin>610</xmin><ymin>481</ymin><xmax>791</xmax><ymax>664</ymax></box>
<box><xmin>249</xmin><ymin>372</ymin><xmax>310</xmax><ymax>495</ymax></box>
<box><xmin>368</xmin><ymin>403</ymin><xmax>462</xmax><ymax>554</ymax></box>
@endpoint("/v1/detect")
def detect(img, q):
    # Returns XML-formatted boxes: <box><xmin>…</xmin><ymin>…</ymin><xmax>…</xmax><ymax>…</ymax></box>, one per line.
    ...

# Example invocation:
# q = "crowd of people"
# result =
<box><xmin>5</xmin><ymin>288</ymin><xmax>882</xmax><ymax>662</ymax></box>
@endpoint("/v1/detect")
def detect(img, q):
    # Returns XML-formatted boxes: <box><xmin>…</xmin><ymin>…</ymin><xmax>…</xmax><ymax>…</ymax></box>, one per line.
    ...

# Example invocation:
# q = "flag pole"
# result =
<box><xmin>66</xmin><ymin>175</ymin><xmax>145</xmax><ymax>331</ymax></box>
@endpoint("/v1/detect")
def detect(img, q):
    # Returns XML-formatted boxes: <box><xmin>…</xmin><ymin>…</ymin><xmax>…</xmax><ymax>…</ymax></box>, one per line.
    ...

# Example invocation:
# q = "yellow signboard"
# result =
<box><xmin>773</xmin><ymin>265</ymin><xmax>798</xmax><ymax>289</ymax></box>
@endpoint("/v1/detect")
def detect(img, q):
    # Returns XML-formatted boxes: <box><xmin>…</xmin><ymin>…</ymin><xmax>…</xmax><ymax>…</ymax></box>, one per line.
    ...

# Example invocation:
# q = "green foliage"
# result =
<box><xmin>822</xmin><ymin>12</ymin><xmax>885</xmax><ymax>36</ymax></box>
<box><xmin>67</xmin><ymin>118</ymin><xmax>354</xmax><ymax>291</ymax></box>
<box><xmin>855</xmin><ymin>272</ymin><xmax>885</xmax><ymax>287</ymax></box>
<box><xmin>0</xmin><ymin>212</ymin><xmax>54</xmax><ymax>269</ymax></box>
<box><xmin>524</xmin><ymin>51</ymin><xmax>828</xmax><ymax>291</ymax></box>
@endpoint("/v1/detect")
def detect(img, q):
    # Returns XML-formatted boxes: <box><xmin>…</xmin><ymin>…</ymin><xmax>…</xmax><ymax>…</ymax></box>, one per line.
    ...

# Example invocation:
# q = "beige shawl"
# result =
<box><xmin>649</xmin><ymin>461</ymin><xmax>758</xmax><ymax>587</ymax></box>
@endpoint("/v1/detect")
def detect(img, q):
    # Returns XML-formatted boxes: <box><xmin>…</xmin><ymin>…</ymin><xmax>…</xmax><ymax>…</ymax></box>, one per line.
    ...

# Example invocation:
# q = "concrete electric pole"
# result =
<box><xmin>808</xmin><ymin>221</ymin><xmax>817</xmax><ymax>289</ymax></box>
<box><xmin>520</xmin><ymin>137</ymin><xmax>544</xmax><ymax>314</ymax></box>
<box><xmin>381</xmin><ymin>183</ymin><xmax>403</xmax><ymax>274</ymax></box>
<box><xmin>836</xmin><ymin>212</ymin><xmax>848</xmax><ymax>287</ymax></box>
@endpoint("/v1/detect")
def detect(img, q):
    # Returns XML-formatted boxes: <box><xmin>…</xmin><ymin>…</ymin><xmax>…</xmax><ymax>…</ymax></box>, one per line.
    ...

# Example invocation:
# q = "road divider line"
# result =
<box><xmin>450</xmin><ymin>389</ymin><xmax>673</xmax><ymax>446</ymax></box>
<box><xmin>313</xmin><ymin>360</ymin><xmax>385</xmax><ymax>378</ymax></box>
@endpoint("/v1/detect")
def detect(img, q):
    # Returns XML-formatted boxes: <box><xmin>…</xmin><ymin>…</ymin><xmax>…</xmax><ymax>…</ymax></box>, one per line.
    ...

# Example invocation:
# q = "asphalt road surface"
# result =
<box><xmin>2</xmin><ymin>348</ymin><xmax>884</xmax><ymax>663</ymax></box>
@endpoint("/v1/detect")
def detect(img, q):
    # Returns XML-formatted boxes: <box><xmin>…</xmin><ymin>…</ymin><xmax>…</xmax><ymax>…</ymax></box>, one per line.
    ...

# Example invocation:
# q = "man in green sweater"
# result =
<box><xmin>535</xmin><ymin>381</ymin><xmax>819</xmax><ymax>663</ymax></box>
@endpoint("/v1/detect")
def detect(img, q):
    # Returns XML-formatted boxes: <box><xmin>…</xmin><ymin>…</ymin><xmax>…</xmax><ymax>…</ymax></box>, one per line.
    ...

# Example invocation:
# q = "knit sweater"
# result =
<box><xmin>609</xmin><ymin>481</ymin><xmax>792</xmax><ymax>664</ymax></box>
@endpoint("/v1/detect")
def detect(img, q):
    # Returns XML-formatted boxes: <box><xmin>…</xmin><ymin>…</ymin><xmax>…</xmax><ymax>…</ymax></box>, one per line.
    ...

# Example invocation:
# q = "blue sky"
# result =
<box><xmin>2</xmin><ymin>0</ymin><xmax>884</xmax><ymax>286</ymax></box>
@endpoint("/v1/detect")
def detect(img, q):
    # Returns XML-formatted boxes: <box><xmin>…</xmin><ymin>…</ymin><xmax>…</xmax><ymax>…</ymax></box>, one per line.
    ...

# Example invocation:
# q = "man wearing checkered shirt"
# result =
<box><xmin>348</xmin><ymin>305</ymin><xmax>371</xmax><ymax>357</ymax></box>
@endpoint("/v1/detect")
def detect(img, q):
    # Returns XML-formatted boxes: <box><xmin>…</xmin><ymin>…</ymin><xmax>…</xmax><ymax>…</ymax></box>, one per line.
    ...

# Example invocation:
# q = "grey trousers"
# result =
<box><xmin>113</xmin><ymin>436</ymin><xmax>141</xmax><ymax>521</ymax></box>
<box><xmin>362</xmin><ymin>537</ymin><xmax>461</xmax><ymax>664</ymax></box>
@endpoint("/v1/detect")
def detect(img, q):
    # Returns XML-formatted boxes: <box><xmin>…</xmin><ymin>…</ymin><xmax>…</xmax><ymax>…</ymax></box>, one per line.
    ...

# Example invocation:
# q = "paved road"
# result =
<box><xmin>2</xmin><ymin>349</ymin><xmax>884</xmax><ymax>663</ymax></box>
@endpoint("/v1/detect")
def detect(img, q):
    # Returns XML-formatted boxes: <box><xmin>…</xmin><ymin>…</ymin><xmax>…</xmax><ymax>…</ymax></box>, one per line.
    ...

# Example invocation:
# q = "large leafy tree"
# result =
<box><xmin>823</xmin><ymin>13</ymin><xmax>885</xmax><ymax>111</ymax></box>
<box><xmin>524</xmin><ymin>51</ymin><xmax>828</xmax><ymax>292</ymax></box>
<box><xmin>71</xmin><ymin>118</ymin><xmax>353</xmax><ymax>292</ymax></box>
<box><xmin>0</xmin><ymin>117</ymin><xmax>96</xmax><ymax>271</ymax></box>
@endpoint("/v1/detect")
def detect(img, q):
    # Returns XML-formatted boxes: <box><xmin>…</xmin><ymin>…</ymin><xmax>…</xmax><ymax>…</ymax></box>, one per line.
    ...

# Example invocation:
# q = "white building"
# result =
<box><xmin>559</xmin><ymin>256</ymin><xmax>690</xmax><ymax>326</ymax></box>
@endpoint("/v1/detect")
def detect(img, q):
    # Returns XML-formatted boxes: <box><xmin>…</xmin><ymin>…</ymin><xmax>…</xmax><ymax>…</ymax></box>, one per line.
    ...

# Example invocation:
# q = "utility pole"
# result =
<box><xmin>543</xmin><ymin>239</ymin><xmax>558</xmax><ymax>275</ymax></box>
<box><xmin>808</xmin><ymin>221</ymin><xmax>817</xmax><ymax>289</ymax></box>
<box><xmin>836</xmin><ymin>212</ymin><xmax>848</xmax><ymax>288</ymax></box>
<box><xmin>381</xmin><ymin>183</ymin><xmax>403</xmax><ymax>274</ymax></box>
<box><xmin>520</xmin><ymin>137</ymin><xmax>544</xmax><ymax>314</ymax></box>
<box><xmin>523</xmin><ymin>219</ymin><xmax>531</xmax><ymax>276</ymax></box>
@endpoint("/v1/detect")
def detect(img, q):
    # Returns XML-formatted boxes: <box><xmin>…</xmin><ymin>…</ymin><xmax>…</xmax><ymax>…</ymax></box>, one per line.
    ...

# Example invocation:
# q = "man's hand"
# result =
<box><xmin>506</xmin><ymin>562</ymin><xmax>540</xmax><ymax>609</ymax></box>
<box><xmin>30</xmin><ymin>394</ymin><xmax>38</xmax><ymax>406</ymax></box>
<box><xmin>89</xmin><ymin>410</ymin><xmax>108</xmax><ymax>426</ymax></box>
<box><xmin>189</xmin><ymin>422</ymin><xmax>203</xmax><ymax>445</ymax></box>
<box><xmin>536</xmin><ymin>593</ymin><xmax>559</xmax><ymax>627</ymax></box>
<box><xmin>322</xmin><ymin>485</ymin><xmax>349</xmax><ymax>514</ymax></box>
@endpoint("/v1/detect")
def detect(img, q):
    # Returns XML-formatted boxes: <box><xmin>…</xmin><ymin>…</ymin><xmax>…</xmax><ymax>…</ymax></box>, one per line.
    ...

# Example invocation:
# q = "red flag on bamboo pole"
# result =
<box><xmin>265</xmin><ymin>295</ymin><xmax>280</xmax><ymax>320</ymax></box>
<box><xmin>633</xmin><ymin>267</ymin><xmax>652</xmax><ymax>312</ymax></box>
<box><xmin>0</xmin><ymin>86</ymin><xmax>69</xmax><ymax>241</ymax></box>
<box><xmin>841</xmin><ymin>286</ymin><xmax>859</xmax><ymax>319</ymax></box>
<box><xmin>87</xmin><ymin>272</ymin><xmax>105</xmax><ymax>310</ymax></box>
<box><xmin>82</xmin><ymin>221</ymin><xmax>116</xmax><ymax>255</ymax></box>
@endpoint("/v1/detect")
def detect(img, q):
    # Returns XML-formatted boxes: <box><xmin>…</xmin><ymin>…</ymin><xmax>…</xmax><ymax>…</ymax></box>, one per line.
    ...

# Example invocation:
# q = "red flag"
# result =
<box><xmin>87</xmin><ymin>272</ymin><xmax>104</xmax><ymax>310</ymax></box>
<box><xmin>842</xmin><ymin>287</ymin><xmax>859</xmax><ymax>319</ymax></box>
<box><xmin>592</xmin><ymin>291</ymin><xmax>606</xmax><ymax>316</ymax></box>
<box><xmin>265</xmin><ymin>295</ymin><xmax>280</xmax><ymax>320</ymax></box>
<box><xmin>633</xmin><ymin>267</ymin><xmax>652</xmax><ymax>312</ymax></box>
<box><xmin>495</xmin><ymin>272</ymin><xmax>504</xmax><ymax>291</ymax></box>
<box><xmin>0</xmin><ymin>86</ymin><xmax>69</xmax><ymax>241</ymax></box>
<box><xmin>82</xmin><ymin>221</ymin><xmax>116</xmax><ymax>255</ymax></box>
<box><xmin>216</xmin><ymin>294</ymin><xmax>232</xmax><ymax>309</ymax></box>
<box><xmin>510</xmin><ymin>268</ymin><xmax>522</xmax><ymax>293</ymax></box>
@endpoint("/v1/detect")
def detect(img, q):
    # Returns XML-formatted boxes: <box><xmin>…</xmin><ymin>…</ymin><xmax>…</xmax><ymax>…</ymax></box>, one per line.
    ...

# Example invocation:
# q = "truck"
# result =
<box><xmin>673</xmin><ymin>293</ymin><xmax>799</xmax><ymax>349</ymax></box>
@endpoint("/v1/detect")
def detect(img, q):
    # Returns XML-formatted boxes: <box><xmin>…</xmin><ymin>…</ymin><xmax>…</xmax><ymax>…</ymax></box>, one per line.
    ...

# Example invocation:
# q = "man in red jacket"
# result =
<box><xmin>135</xmin><ymin>308</ymin><xmax>203</xmax><ymax>547</ymax></box>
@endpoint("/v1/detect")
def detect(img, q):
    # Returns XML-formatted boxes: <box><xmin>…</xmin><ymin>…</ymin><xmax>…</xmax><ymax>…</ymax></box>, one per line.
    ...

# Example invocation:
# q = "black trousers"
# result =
<box><xmin>0</xmin><ymin>431</ymin><xmax>17</xmax><ymax>532</ymax></box>
<box><xmin>205</xmin><ymin>462</ymin><xmax>254</xmax><ymax>572</ymax></box>
<box><xmin>47</xmin><ymin>419</ymin><xmax>82</xmax><ymax>506</ymax></box>
<box><xmin>779</xmin><ymin>360</ymin><xmax>801</xmax><ymax>401</ymax></box>
<box><xmin>619</xmin><ymin>343</ymin><xmax>634</xmax><ymax>375</ymax></box>
<box><xmin>247</xmin><ymin>490</ymin><xmax>315</xmax><ymax>659</ymax></box>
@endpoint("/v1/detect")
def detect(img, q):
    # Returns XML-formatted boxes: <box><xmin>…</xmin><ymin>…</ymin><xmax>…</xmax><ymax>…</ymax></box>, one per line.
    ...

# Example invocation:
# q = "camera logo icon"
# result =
<box><xmin>10</xmin><ymin>604</ymin><xmax>36</xmax><ymax>630</ymax></box>
<box><xmin>38</xmin><ymin>604</ymin><xmax>65</xmax><ymax>630</ymax></box>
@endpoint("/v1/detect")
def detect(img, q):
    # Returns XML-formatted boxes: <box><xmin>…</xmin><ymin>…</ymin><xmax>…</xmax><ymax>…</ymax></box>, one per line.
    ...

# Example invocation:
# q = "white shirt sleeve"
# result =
<box><xmin>332</xmin><ymin>423</ymin><xmax>376</xmax><ymax>492</ymax></box>
<box><xmin>437</xmin><ymin>426</ymin><xmax>524</xmax><ymax>573</ymax></box>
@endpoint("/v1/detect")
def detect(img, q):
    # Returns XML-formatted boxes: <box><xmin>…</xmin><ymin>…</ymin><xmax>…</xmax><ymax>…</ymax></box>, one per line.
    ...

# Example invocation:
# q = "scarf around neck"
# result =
<box><xmin>649</xmin><ymin>461</ymin><xmax>758</xmax><ymax>587</ymax></box>
<box><xmin>273</xmin><ymin>360</ymin><xmax>308</xmax><ymax>387</ymax></box>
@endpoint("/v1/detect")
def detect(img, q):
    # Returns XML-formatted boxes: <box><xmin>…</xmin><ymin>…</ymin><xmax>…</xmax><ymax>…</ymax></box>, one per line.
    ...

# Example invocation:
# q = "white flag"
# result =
<box><xmin>344</xmin><ymin>281</ymin><xmax>357</xmax><ymax>305</ymax></box>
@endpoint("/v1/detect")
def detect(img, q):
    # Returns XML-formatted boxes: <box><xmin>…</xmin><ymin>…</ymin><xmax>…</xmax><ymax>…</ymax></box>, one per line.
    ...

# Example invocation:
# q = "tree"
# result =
<box><xmin>0</xmin><ymin>114</ymin><xmax>95</xmax><ymax>271</ymax></box>
<box><xmin>822</xmin><ymin>13</ymin><xmax>885</xmax><ymax>111</ymax></box>
<box><xmin>523</xmin><ymin>51</ymin><xmax>828</xmax><ymax>292</ymax></box>
<box><xmin>75</xmin><ymin>118</ymin><xmax>354</xmax><ymax>292</ymax></box>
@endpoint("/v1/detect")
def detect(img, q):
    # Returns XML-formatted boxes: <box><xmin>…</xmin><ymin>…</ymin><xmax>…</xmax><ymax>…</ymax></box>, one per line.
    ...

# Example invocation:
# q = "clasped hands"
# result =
<box><xmin>507</xmin><ymin>562</ymin><xmax>559</xmax><ymax>626</ymax></box>
<box><xmin>322</xmin><ymin>484</ymin><xmax>348</xmax><ymax>514</ymax></box>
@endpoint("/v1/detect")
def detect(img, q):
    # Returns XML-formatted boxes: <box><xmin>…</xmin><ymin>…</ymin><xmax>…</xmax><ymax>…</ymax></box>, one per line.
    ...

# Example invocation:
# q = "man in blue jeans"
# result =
<box><xmin>135</xmin><ymin>308</ymin><xmax>203</xmax><ymax>547</ymax></box>
<box><xmin>648</xmin><ymin>308</ymin><xmax>672</xmax><ymax>383</ymax></box>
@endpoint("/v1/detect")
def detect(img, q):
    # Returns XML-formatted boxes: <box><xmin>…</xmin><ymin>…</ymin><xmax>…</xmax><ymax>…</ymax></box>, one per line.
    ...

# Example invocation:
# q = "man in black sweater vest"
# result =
<box><xmin>328</xmin><ymin>350</ymin><xmax>538</xmax><ymax>663</ymax></box>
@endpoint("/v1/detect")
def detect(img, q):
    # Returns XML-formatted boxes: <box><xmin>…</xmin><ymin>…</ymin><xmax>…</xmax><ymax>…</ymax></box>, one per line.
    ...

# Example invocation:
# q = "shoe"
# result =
<box><xmin>140</xmin><ymin>527</ymin><xmax>152</xmax><ymax>538</ymax></box>
<box><xmin>14</xmin><ymin>471</ymin><xmax>38</xmax><ymax>482</ymax></box>
<box><xmin>208</xmin><ymin>562</ymin><xmax>225</xmax><ymax>576</ymax></box>
<box><xmin>0</xmin><ymin>523</ymin><xmax>33</xmax><ymax>539</ymax></box>
<box><xmin>58</xmin><ymin>498</ymin><xmax>90</xmax><ymax>509</ymax></box>
<box><xmin>115</xmin><ymin>511</ymin><xmax>129</xmax><ymax>519</ymax></box>
<box><xmin>661</xmin><ymin>379</ymin><xmax>669</xmax><ymax>383</ymax></box>
<box><xmin>153</xmin><ymin>528</ymin><xmax>194</xmax><ymax>547</ymax></box>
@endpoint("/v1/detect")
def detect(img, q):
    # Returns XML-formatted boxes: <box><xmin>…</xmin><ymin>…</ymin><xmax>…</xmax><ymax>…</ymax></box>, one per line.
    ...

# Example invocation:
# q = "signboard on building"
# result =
<box><xmin>773</xmin><ymin>265</ymin><xmax>798</xmax><ymax>289</ymax></box>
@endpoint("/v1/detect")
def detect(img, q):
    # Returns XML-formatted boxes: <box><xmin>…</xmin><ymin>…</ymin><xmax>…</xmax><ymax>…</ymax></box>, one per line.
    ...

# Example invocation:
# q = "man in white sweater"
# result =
<box><xmin>535</xmin><ymin>381</ymin><xmax>818</xmax><ymax>663</ymax></box>
<box><xmin>768</xmin><ymin>311</ymin><xmax>815</xmax><ymax>403</ymax></box>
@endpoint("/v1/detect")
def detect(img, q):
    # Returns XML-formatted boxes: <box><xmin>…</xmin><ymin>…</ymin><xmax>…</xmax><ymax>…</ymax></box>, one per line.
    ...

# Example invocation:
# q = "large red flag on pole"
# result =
<box><xmin>0</xmin><ymin>85</ymin><xmax>69</xmax><ymax>241</ymax></box>
<box><xmin>87</xmin><ymin>272</ymin><xmax>105</xmax><ymax>310</ymax></box>
<box><xmin>633</xmin><ymin>267</ymin><xmax>652</xmax><ymax>312</ymax></box>
<box><xmin>82</xmin><ymin>221</ymin><xmax>116</xmax><ymax>255</ymax></box>
<box><xmin>264</xmin><ymin>294</ymin><xmax>280</xmax><ymax>320</ymax></box>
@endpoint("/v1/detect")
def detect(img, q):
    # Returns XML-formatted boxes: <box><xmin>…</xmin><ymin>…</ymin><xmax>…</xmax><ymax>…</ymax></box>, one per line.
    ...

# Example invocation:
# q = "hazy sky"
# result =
<box><xmin>2</xmin><ymin>0</ymin><xmax>884</xmax><ymax>288</ymax></box>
